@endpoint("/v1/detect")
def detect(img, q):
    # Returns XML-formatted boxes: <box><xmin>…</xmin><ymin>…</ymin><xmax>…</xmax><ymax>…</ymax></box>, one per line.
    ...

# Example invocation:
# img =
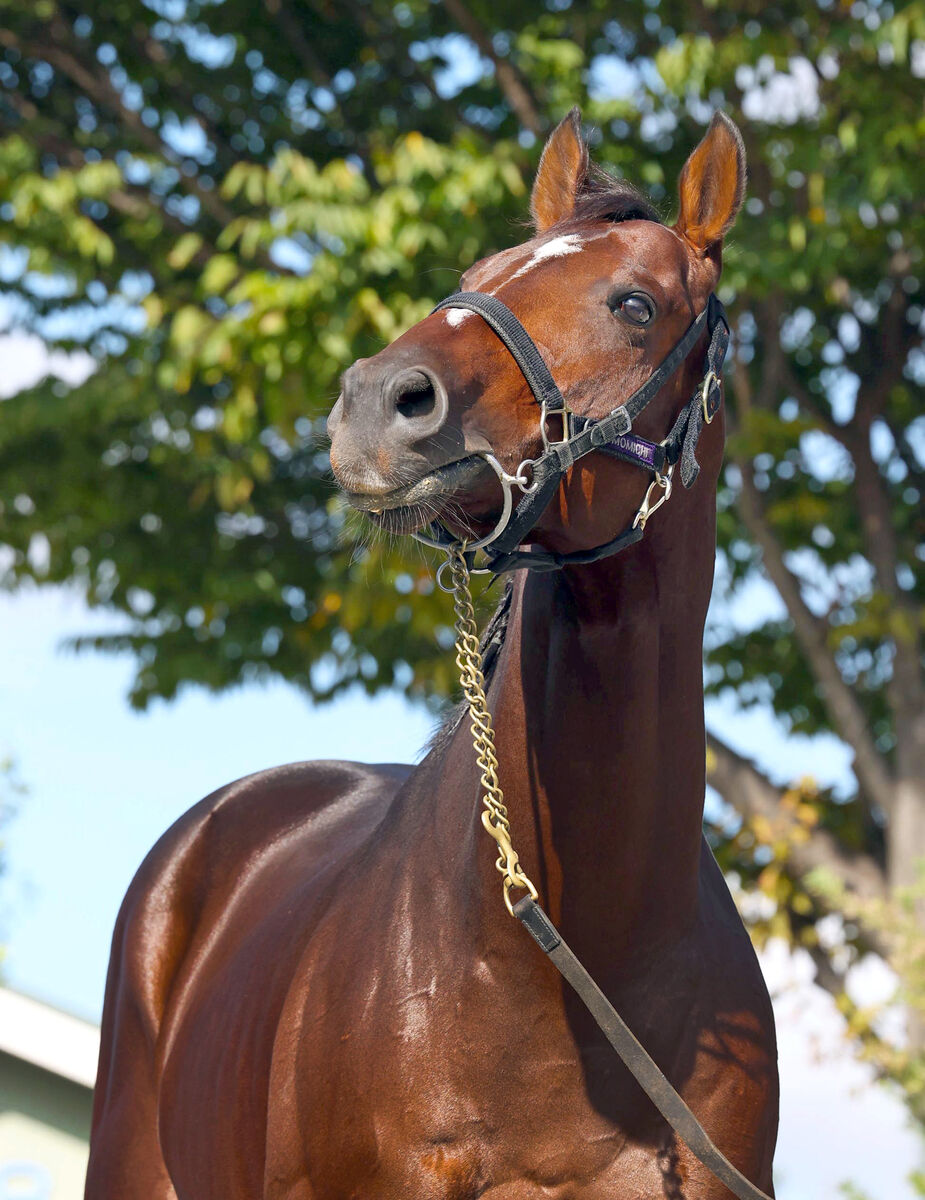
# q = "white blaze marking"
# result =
<box><xmin>505</xmin><ymin>232</ymin><xmax>585</xmax><ymax>283</ymax></box>
<box><xmin>444</xmin><ymin>230</ymin><xmax>604</xmax><ymax>329</ymax></box>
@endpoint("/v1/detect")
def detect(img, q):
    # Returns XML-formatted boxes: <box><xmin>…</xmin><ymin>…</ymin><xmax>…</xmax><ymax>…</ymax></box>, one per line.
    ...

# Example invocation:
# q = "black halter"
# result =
<box><xmin>420</xmin><ymin>289</ymin><xmax>730</xmax><ymax>574</ymax></box>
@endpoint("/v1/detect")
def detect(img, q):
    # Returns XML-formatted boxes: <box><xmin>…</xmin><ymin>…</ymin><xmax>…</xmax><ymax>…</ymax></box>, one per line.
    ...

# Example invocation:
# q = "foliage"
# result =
<box><xmin>0</xmin><ymin>111</ymin><xmax>522</xmax><ymax>703</ymax></box>
<box><xmin>709</xmin><ymin>773</ymin><xmax>925</xmax><ymax>1192</ymax></box>
<box><xmin>0</xmin><ymin>0</ymin><xmax>920</xmax><ymax>725</ymax></box>
<box><xmin>808</xmin><ymin>863</ymin><xmax>925</xmax><ymax>1125</ymax></box>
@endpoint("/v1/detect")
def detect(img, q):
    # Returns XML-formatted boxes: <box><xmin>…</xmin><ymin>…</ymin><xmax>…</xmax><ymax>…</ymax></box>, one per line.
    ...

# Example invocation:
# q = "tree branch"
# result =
<box><xmin>40</xmin><ymin>27</ymin><xmax>235</xmax><ymax>226</ymax></box>
<box><xmin>727</xmin><ymin>334</ymin><xmax>898</xmax><ymax>815</ymax></box>
<box><xmin>7</xmin><ymin>105</ymin><xmax>217</xmax><ymax>273</ymax></box>
<box><xmin>733</xmin><ymin>460</ymin><xmax>897</xmax><ymax>813</ymax></box>
<box><xmin>439</xmin><ymin>0</ymin><xmax>545</xmax><ymax>136</ymax></box>
<box><xmin>1</xmin><ymin>20</ymin><xmax>293</xmax><ymax>276</ymax></box>
<box><xmin>263</xmin><ymin>0</ymin><xmax>333</xmax><ymax>89</ymax></box>
<box><xmin>707</xmin><ymin>731</ymin><xmax>888</xmax><ymax>905</ymax></box>
<box><xmin>855</xmin><ymin>254</ymin><xmax>914</xmax><ymax>420</ymax></box>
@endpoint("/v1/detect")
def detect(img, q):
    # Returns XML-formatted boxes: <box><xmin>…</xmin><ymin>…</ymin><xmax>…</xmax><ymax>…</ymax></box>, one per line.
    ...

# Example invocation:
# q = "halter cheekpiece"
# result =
<box><xmin>415</xmin><ymin>288</ymin><xmax>730</xmax><ymax>574</ymax></box>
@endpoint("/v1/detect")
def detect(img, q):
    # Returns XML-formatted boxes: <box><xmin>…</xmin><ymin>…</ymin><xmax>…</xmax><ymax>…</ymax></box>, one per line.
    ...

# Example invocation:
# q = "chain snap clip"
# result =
<box><xmin>445</xmin><ymin>544</ymin><xmax>539</xmax><ymax>915</ymax></box>
<box><xmin>632</xmin><ymin>463</ymin><xmax>675</xmax><ymax>531</ymax></box>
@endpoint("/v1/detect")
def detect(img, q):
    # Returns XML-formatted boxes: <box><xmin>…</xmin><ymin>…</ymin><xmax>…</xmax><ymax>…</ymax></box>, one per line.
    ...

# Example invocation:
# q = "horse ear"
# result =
<box><xmin>674</xmin><ymin>112</ymin><xmax>746</xmax><ymax>255</ymax></box>
<box><xmin>530</xmin><ymin>108</ymin><xmax>589</xmax><ymax>233</ymax></box>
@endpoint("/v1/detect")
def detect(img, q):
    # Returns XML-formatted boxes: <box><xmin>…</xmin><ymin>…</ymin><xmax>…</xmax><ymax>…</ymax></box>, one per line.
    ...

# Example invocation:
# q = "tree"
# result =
<box><xmin>0</xmin><ymin>0</ymin><xmax>922</xmax><ymax>1119</ymax></box>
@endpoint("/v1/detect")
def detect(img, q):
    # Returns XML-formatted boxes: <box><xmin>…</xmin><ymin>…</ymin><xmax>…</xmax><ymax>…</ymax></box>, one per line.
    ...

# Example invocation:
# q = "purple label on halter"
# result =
<box><xmin>607</xmin><ymin>434</ymin><xmax>658</xmax><ymax>467</ymax></box>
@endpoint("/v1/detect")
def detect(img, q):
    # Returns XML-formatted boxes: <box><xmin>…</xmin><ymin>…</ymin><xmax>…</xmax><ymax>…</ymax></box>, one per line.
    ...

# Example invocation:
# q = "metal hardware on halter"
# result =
<box><xmin>632</xmin><ymin>463</ymin><xmax>674</xmax><ymax>531</ymax></box>
<box><xmin>514</xmin><ymin>458</ymin><xmax>539</xmax><ymax>494</ymax></box>
<box><xmin>412</xmin><ymin>452</ymin><xmax>528</xmax><ymax>555</ymax></box>
<box><xmin>701</xmin><ymin>369</ymin><xmax>720</xmax><ymax>424</ymax></box>
<box><xmin>425</xmin><ymin>288</ymin><xmax>730</xmax><ymax>574</ymax></box>
<box><xmin>540</xmin><ymin>399</ymin><xmax>572</xmax><ymax>451</ymax></box>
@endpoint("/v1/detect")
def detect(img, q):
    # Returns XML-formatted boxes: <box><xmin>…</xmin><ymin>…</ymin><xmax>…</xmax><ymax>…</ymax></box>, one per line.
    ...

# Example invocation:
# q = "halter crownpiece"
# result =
<box><xmin>416</xmin><ymin>289</ymin><xmax>730</xmax><ymax>574</ymax></box>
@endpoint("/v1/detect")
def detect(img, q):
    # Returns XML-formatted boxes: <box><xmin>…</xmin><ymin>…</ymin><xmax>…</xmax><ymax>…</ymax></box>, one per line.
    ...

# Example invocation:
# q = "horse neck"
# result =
<box><xmin>454</xmin><ymin>483</ymin><xmax>717</xmax><ymax>970</ymax></box>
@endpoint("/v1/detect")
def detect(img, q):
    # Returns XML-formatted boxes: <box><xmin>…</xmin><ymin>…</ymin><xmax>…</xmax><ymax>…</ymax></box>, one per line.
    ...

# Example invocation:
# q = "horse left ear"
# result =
<box><xmin>674</xmin><ymin>112</ymin><xmax>746</xmax><ymax>256</ymax></box>
<box><xmin>530</xmin><ymin>108</ymin><xmax>589</xmax><ymax>233</ymax></box>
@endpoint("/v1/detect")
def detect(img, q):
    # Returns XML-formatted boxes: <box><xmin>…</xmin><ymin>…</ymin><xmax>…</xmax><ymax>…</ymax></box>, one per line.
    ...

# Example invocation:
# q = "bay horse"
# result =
<box><xmin>86</xmin><ymin>110</ymin><xmax>779</xmax><ymax>1199</ymax></box>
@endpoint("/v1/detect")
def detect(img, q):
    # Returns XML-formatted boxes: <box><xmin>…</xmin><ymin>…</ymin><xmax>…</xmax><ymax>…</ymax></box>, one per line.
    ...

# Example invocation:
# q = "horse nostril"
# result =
<box><xmin>390</xmin><ymin>370</ymin><xmax>439</xmax><ymax>421</ymax></box>
<box><xmin>383</xmin><ymin>367</ymin><xmax>447</xmax><ymax>437</ymax></box>
<box><xmin>395</xmin><ymin>380</ymin><xmax>437</xmax><ymax>420</ymax></box>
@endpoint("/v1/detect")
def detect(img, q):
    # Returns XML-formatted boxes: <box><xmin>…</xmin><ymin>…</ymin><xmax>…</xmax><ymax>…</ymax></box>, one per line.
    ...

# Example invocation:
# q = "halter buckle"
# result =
<box><xmin>701</xmin><ymin>370</ymin><xmax>720</xmax><ymax>424</ymax></box>
<box><xmin>540</xmin><ymin>401</ymin><xmax>572</xmax><ymax>451</ymax></box>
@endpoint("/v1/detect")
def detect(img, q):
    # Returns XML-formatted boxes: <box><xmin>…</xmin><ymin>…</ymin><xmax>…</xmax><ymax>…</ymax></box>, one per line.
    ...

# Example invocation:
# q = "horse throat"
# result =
<box><xmin>460</xmin><ymin>490</ymin><xmax>718</xmax><ymax>969</ymax></box>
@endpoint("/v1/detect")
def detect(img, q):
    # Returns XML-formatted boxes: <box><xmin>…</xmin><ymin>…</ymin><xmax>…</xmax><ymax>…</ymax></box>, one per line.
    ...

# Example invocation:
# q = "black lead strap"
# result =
<box><xmin>514</xmin><ymin>897</ymin><xmax>774</xmax><ymax>1200</ymax></box>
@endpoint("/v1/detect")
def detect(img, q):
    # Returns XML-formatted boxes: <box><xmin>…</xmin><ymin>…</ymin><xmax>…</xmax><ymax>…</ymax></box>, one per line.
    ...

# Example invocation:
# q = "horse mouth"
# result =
<box><xmin>344</xmin><ymin>455</ymin><xmax>494</xmax><ymax>535</ymax></box>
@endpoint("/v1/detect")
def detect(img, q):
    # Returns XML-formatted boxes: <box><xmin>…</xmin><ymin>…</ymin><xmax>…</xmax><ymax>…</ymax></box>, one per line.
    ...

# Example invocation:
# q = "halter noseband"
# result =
<box><xmin>414</xmin><ymin>289</ymin><xmax>730</xmax><ymax>574</ymax></box>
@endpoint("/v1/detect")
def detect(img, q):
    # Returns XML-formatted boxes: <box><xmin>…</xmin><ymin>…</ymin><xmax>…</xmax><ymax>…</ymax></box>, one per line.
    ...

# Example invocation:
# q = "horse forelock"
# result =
<box><xmin>449</xmin><ymin>175</ymin><xmax>663</xmax><ymax>309</ymax></box>
<box><xmin>560</xmin><ymin>166</ymin><xmax>663</xmax><ymax>230</ymax></box>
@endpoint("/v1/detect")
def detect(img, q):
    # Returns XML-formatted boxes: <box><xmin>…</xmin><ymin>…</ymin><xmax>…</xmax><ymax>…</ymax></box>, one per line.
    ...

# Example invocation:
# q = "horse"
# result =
<box><xmin>86</xmin><ymin>108</ymin><xmax>779</xmax><ymax>1199</ymax></box>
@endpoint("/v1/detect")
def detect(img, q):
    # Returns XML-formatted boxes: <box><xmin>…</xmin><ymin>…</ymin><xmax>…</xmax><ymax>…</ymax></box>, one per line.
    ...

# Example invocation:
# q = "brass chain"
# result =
<box><xmin>447</xmin><ymin>544</ymin><xmax>539</xmax><ymax>916</ymax></box>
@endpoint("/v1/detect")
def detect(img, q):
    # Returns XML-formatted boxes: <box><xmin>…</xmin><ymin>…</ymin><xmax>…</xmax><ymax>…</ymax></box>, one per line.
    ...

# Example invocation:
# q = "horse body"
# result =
<box><xmin>87</xmin><ymin>110</ymin><xmax>779</xmax><ymax>1198</ymax></box>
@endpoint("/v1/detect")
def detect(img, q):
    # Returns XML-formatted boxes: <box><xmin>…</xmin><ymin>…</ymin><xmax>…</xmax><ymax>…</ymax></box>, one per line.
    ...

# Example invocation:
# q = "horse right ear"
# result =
<box><xmin>674</xmin><ymin>112</ymin><xmax>746</xmax><ymax>257</ymax></box>
<box><xmin>530</xmin><ymin>108</ymin><xmax>589</xmax><ymax>233</ymax></box>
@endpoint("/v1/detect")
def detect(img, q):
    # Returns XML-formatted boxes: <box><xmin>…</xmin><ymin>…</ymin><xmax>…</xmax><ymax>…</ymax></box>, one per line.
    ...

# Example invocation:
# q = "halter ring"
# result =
<box><xmin>701</xmin><ymin>371</ymin><xmax>719</xmax><ymax>424</ymax></box>
<box><xmin>412</xmin><ymin>452</ymin><xmax>517</xmax><ymax>555</ymax></box>
<box><xmin>514</xmin><ymin>459</ymin><xmax>539</xmax><ymax>494</ymax></box>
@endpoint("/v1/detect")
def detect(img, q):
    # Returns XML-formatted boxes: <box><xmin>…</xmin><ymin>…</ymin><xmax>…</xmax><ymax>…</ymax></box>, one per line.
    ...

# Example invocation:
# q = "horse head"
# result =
<box><xmin>328</xmin><ymin>109</ymin><xmax>745</xmax><ymax>560</ymax></box>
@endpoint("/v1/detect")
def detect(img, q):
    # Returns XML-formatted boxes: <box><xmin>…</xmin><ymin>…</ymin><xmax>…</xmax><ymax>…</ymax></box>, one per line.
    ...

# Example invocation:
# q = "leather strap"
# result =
<box><xmin>432</xmin><ymin>292</ymin><xmax>567</xmax><ymax>413</ymax></box>
<box><xmin>425</xmin><ymin>290</ymin><xmax>730</xmax><ymax>573</ymax></box>
<box><xmin>514</xmin><ymin>897</ymin><xmax>774</xmax><ymax>1200</ymax></box>
<box><xmin>487</xmin><ymin>523</ymin><xmax>644</xmax><ymax>575</ymax></box>
<box><xmin>569</xmin><ymin>423</ymin><xmax>667</xmax><ymax>474</ymax></box>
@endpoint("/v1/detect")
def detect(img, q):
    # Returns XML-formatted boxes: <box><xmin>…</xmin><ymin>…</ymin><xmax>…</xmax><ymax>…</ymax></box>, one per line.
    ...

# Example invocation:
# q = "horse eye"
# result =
<box><xmin>612</xmin><ymin>293</ymin><xmax>654</xmax><ymax>325</ymax></box>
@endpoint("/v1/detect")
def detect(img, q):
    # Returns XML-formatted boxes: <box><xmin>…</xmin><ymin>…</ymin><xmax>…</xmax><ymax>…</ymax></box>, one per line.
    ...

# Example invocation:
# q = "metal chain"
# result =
<box><xmin>447</xmin><ymin>544</ymin><xmax>539</xmax><ymax>916</ymax></box>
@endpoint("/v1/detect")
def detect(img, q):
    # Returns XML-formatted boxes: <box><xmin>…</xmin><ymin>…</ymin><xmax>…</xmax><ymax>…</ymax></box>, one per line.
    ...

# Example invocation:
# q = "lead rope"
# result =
<box><xmin>448</xmin><ymin>544</ymin><xmax>538</xmax><ymax>915</ymax></box>
<box><xmin>447</xmin><ymin>544</ymin><xmax>774</xmax><ymax>1200</ymax></box>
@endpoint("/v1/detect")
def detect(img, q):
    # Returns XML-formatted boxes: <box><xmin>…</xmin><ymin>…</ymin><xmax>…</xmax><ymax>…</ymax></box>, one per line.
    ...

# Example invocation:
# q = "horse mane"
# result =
<box><xmin>425</xmin><ymin>576</ymin><xmax>514</xmax><ymax>757</ymax></box>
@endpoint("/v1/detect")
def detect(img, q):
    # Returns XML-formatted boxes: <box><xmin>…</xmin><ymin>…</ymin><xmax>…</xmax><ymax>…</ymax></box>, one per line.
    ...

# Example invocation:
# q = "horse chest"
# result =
<box><xmin>272</xmin><ymin>912</ymin><xmax>674</xmax><ymax>1200</ymax></box>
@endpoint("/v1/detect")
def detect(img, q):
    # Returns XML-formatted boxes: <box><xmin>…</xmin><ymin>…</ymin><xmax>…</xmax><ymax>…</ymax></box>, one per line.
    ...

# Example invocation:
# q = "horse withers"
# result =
<box><xmin>86</xmin><ymin>110</ymin><xmax>778</xmax><ymax>1199</ymax></box>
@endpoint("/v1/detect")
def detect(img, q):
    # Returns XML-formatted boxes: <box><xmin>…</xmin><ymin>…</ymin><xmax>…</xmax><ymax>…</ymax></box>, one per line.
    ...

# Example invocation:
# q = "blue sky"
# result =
<box><xmin>0</xmin><ymin>581</ymin><xmax>436</xmax><ymax>1021</ymax></box>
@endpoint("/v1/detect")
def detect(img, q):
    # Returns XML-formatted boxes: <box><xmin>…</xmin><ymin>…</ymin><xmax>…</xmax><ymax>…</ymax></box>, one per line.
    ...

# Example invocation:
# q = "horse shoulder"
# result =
<box><xmin>88</xmin><ymin>759</ymin><xmax>409</xmax><ymax>1198</ymax></box>
<box><xmin>116</xmin><ymin>760</ymin><xmax>409</xmax><ymax>1038</ymax></box>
